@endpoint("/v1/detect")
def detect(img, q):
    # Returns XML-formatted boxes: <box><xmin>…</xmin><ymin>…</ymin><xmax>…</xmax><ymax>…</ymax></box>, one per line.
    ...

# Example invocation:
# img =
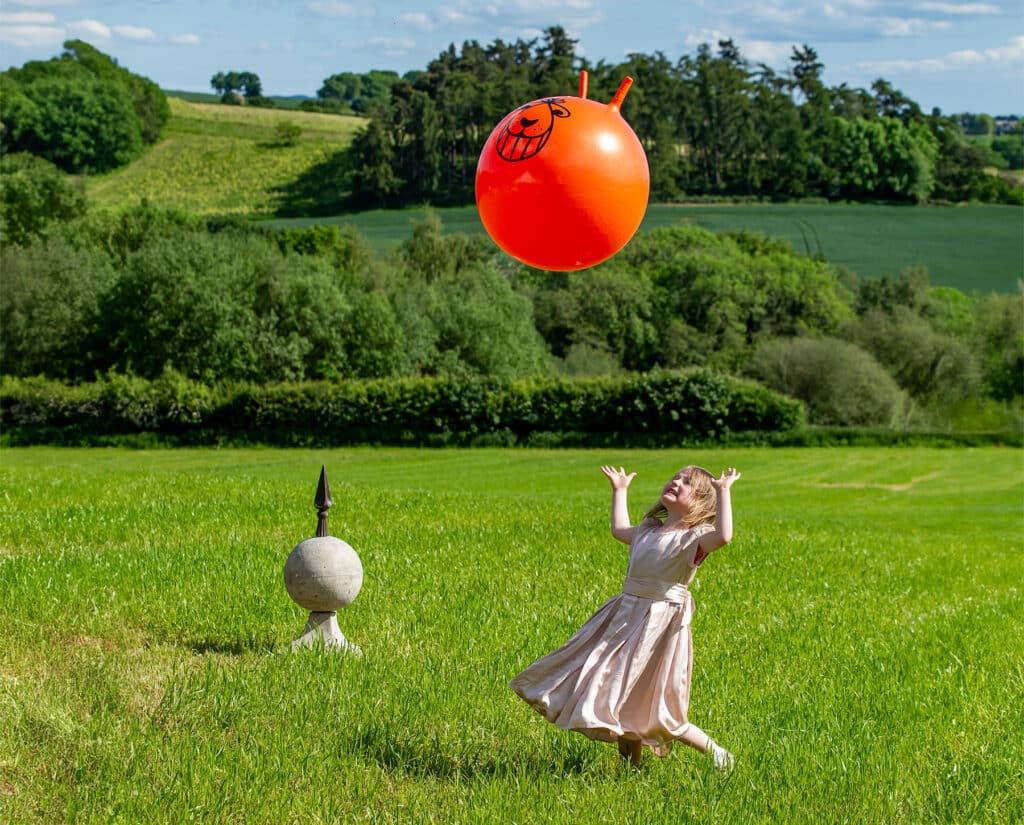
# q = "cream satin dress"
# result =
<box><xmin>510</xmin><ymin>518</ymin><xmax>715</xmax><ymax>757</ymax></box>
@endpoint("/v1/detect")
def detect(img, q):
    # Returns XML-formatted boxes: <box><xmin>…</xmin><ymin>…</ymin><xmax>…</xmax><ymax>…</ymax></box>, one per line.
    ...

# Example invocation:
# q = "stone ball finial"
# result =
<box><xmin>284</xmin><ymin>535</ymin><xmax>363</xmax><ymax>611</ymax></box>
<box><xmin>283</xmin><ymin>466</ymin><xmax>362</xmax><ymax>652</ymax></box>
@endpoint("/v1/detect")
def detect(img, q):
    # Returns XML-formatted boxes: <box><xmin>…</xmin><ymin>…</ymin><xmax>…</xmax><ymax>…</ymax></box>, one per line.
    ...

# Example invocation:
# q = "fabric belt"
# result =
<box><xmin>622</xmin><ymin>576</ymin><xmax>692</xmax><ymax>622</ymax></box>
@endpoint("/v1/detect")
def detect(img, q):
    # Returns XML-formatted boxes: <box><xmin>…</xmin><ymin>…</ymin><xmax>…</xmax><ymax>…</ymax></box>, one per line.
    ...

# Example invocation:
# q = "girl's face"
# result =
<box><xmin>660</xmin><ymin>468</ymin><xmax>699</xmax><ymax>514</ymax></box>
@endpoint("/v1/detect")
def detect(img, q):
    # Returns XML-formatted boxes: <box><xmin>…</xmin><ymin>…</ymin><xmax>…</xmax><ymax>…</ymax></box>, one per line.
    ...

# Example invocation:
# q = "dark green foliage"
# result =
<box><xmin>0</xmin><ymin>206</ymin><xmax>551</xmax><ymax>385</ymax></box>
<box><xmin>747</xmin><ymin>337</ymin><xmax>906</xmax><ymax>427</ymax></box>
<box><xmin>843</xmin><ymin>306</ymin><xmax>980</xmax><ymax>404</ymax></box>
<box><xmin>990</xmin><ymin>128</ymin><xmax>1023</xmax><ymax>170</ymax></box>
<box><xmin>0</xmin><ymin>369</ymin><xmax>802</xmax><ymax>446</ymax></box>
<box><xmin>844</xmin><ymin>266</ymin><xmax>998</xmax><ymax>408</ymax></box>
<box><xmin>520</xmin><ymin>224</ymin><xmax>853</xmax><ymax>373</ymax></box>
<box><xmin>0</xmin><ymin>235</ymin><xmax>115</xmax><ymax>379</ymax></box>
<box><xmin>973</xmin><ymin>294</ymin><xmax>1024</xmax><ymax>401</ymax></box>
<box><xmin>0</xmin><ymin>153</ymin><xmax>87</xmax><ymax>245</ymax></box>
<box><xmin>1</xmin><ymin>40</ymin><xmax>168</xmax><ymax>173</ymax></box>
<box><xmin>211</xmin><ymin>70</ymin><xmax>263</xmax><ymax>102</ymax></box>
<box><xmin>316</xmin><ymin>69</ymin><xmax>400</xmax><ymax>113</ymax></box>
<box><xmin>272</xmin><ymin>121</ymin><xmax>302</xmax><ymax>146</ymax></box>
<box><xmin>62</xmin><ymin>40</ymin><xmax>169</xmax><ymax>144</ymax></box>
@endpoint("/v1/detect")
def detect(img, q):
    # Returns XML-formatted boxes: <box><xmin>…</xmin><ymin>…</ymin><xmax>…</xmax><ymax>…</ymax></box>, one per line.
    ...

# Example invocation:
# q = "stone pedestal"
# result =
<box><xmin>290</xmin><ymin>611</ymin><xmax>359</xmax><ymax>653</ymax></box>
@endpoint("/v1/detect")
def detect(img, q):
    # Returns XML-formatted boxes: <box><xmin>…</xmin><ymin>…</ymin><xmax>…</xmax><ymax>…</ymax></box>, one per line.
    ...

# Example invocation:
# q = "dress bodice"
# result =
<box><xmin>626</xmin><ymin>519</ymin><xmax>714</xmax><ymax>587</ymax></box>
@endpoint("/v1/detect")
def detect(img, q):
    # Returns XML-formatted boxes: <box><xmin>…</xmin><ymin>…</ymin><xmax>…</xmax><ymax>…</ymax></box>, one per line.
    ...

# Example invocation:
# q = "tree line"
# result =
<box><xmin>1</xmin><ymin>204</ymin><xmax>1020</xmax><ymax>432</ymax></box>
<box><xmin>2</xmin><ymin>36</ymin><xmax>1020</xmax><ymax>210</ymax></box>
<box><xmin>337</xmin><ymin>27</ymin><xmax>1021</xmax><ymax>208</ymax></box>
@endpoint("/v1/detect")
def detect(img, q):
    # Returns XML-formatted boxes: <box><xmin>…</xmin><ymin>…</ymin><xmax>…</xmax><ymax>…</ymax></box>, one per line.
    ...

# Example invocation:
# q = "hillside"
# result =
<box><xmin>85</xmin><ymin>97</ymin><xmax>366</xmax><ymax>216</ymax></box>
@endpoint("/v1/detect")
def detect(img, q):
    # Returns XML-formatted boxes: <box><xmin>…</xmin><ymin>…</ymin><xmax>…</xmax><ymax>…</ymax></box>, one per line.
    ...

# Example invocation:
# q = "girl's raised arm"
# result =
<box><xmin>697</xmin><ymin>468</ymin><xmax>741</xmax><ymax>556</ymax></box>
<box><xmin>601</xmin><ymin>465</ymin><xmax>637</xmax><ymax>545</ymax></box>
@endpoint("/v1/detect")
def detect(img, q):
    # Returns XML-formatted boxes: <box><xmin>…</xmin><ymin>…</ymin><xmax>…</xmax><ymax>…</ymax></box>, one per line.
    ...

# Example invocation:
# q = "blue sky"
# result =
<box><xmin>1</xmin><ymin>0</ymin><xmax>1021</xmax><ymax>114</ymax></box>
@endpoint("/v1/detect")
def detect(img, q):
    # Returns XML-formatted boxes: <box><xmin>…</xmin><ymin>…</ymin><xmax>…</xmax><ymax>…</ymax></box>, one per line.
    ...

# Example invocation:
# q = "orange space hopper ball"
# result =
<box><xmin>475</xmin><ymin>72</ymin><xmax>650</xmax><ymax>271</ymax></box>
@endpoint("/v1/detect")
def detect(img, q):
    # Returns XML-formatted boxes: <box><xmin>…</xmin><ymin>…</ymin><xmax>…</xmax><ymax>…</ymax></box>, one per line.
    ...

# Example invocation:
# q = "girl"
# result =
<box><xmin>509</xmin><ymin>464</ymin><xmax>740</xmax><ymax>771</ymax></box>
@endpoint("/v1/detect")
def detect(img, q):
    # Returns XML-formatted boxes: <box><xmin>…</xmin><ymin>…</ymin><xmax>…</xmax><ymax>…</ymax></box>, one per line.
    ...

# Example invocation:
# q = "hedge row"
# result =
<box><xmin>0</xmin><ymin>369</ymin><xmax>803</xmax><ymax>447</ymax></box>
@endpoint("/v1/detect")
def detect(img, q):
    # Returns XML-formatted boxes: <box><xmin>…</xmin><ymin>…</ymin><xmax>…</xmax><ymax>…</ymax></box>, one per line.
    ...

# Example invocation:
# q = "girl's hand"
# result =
<box><xmin>601</xmin><ymin>466</ymin><xmax>636</xmax><ymax>489</ymax></box>
<box><xmin>712</xmin><ymin>467</ymin><xmax>741</xmax><ymax>489</ymax></box>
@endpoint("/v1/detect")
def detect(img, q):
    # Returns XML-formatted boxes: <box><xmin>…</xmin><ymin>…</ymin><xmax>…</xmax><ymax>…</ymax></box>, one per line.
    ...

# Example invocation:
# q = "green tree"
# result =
<box><xmin>990</xmin><ymin>124</ymin><xmax>1023</xmax><ymax>169</ymax></box>
<box><xmin>62</xmin><ymin>39</ymin><xmax>169</xmax><ymax>143</ymax></box>
<box><xmin>211</xmin><ymin>70</ymin><xmax>263</xmax><ymax>102</ymax></box>
<box><xmin>680</xmin><ymin>41</ymin><xmax>758</xmax><ymax>194</ymax></box>
<box><xmin>0</xmin><ymin>153</ymin><xmax>87</xmax><ymax>246</ymax></box>
<box><xmin>832</xmin><ymin>117</ymin><xmax>937</xmax><ymax>201</ymax></box>
<box><xmin>348</xmin><ymin>119</ymin><xmax>401</xmax><ymax>207</ymax></box>
<box><xmin>0</xmin><ymin>234</ymin><xmax>115</xmax><ymax>378</ymax></box>
<box><xmin>1</xmin><ymin>63</ymin><xmax>144</xmax><ymax>173</ymax></box>
<box><xmin>973</xmin><ymin>293</ymin><xmax>1024</xmax><ymax>400</ymax></box>
<box><xmin>1</xmin><ymin>41</ymin><xmax>166</xmax><ymax>173</ymax></box>
<box><xmin>617</xmin><ymin>225</ymin><xmax>853</xmax><ymax>371</ymax></box>
<box><xmin>790</xmin><ymin>44</ymin><xmax>836</xmax><ymax>196</ymax></box>
<box><xmin>531</xmin><ymin>26</ymin><xmax>579</xmax><ymax>97</ymax></box>
<box><xmin>615</xmin><ymin>51</ymin><xmax>686</xmax><ymax>200</ymax></box>
<box><xmin>316</xmin><ymin>70</ymin><xmax>399</xmax><ymax>113</ymax></box>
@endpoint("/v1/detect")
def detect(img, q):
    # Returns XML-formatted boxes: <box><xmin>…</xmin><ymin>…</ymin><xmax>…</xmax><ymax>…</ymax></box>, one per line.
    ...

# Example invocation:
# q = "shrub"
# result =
<box><xmin>747</xmin><ymin>337</ymin><xmax>907</xmax><ymax>427</ymax></box>
<box><xmin>0</xmin><ymin>370</ymin><xmax>802</xmax><ymax>446</ymax></box>
<box><xmin>0</xmin><ymin>153</ymin><xmax>87</xmax><ymax>246</ymax></box>
<box><xmin>0</xmin><ymin>235</ymin><xmax>115</xmax><ymax>378</ymax></box>
<box><xmin>843</xmin><ymin>306</ymin><xmax>981</xmax><ymax>404</ymax></box>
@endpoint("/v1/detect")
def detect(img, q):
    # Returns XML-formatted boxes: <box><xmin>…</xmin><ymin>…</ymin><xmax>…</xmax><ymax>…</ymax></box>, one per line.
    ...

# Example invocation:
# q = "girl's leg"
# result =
<box><xmin>617</xmin><ymin>737</ymin><xmax>643</xmax><ymax>767</ymax></box>
<box><xmin>678</xmin><ymin>724</ymin><xmax>711</xmax><ymax>753</ymax></box>
<box><xmin>679</xmin><ymin>724</ymin><xmax>734</xmax><ymax>772</ymax></box>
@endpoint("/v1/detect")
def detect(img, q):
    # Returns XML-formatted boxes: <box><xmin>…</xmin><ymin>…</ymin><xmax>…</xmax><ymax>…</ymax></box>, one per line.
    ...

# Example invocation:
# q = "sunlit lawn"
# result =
<box><xmin>1</xmin><ymin>447</ymin><xmax>1021</xmax><ymax>823</ymax></box>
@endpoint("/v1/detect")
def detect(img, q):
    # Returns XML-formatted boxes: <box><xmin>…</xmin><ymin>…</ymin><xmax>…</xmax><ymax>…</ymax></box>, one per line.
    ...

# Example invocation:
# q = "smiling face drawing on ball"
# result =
<box><xmin>494</xmin><ymin>98</ymin><xmax>571</xmax><ymax>161</ymax></box>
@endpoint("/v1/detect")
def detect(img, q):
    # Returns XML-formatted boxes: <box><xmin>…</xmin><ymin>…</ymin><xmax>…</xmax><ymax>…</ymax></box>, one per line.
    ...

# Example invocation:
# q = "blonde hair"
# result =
<box><xmin>642</xmin><ymin>465</ymin><xmax>717</xmax><ymax>528</ymax></box>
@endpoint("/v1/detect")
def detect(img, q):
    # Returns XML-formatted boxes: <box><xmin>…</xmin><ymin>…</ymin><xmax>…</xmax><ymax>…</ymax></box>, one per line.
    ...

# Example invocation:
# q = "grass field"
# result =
<box><xmin>265</xmin><ymin>202</ymin><xmax>1024</xmax><ymax>295</ymax></box>
<box><xmin>1</xmin><ymin>447</ymin><xmax>1021</xmax><ymax>823</ymax></box>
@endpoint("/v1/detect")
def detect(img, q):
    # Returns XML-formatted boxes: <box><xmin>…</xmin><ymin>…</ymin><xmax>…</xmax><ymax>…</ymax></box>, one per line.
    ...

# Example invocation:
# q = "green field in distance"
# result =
<box><xmin>265</xmin><ymin>202</ymin><xmax>1023</xmax><ymax>295</ymax></box>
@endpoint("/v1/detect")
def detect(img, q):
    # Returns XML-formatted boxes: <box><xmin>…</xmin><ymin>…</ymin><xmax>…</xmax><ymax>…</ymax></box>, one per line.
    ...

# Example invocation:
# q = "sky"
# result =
<box><xmin>1</xmin><ymin>0</ymin><xmax>1021</xmax><ymax>115</ymax></box>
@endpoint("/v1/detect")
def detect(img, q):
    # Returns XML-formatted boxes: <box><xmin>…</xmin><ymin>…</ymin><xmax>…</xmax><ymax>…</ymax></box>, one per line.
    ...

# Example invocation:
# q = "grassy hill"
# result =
<box><xmin>86</xmin><ymin>97</ymin><xmax>365</xmax><ymax>216</ymax></box>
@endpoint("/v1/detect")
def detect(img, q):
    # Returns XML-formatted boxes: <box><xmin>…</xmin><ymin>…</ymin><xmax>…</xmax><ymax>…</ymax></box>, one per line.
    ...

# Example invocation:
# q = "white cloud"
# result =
<box><xmin>113</xmin><ymin>24</ymin><xmax>156</xmax><ymax>41</ymax></box>
<box><xmin>437</xmin><ymin>7</ymin><xmax>478</xmax><ymax>26</ymax></box>
<box><xmin>398</xmin><ymin>12</ymin><xmax>438</xmax><ymax>31</ymax></box>
<box><xmin>749</xmin><ymin>4</ymin><xmax>805</xmax><ymax>26</ymax></box>
<box><xmin>879</xmin><ymin>16</ymin><xmax>952</xmax><ymax>36</ymax></box>
<box><xmin>858</xmin><ymin>34</ymin><xmax>1024</xmax><ymax>73</ymax></box>
<box><xmin>744</xmin><ymin>39</ymin><xmax>797</xmax><ymax>64</ymax></box>
<box><xmin>0</xmin><ymin>11</ymin><xmax>55</xmax><ymax>24</ymax></box>
<box><xmin>369</xmin><ymin>36</ymin><xmax>416</xmax><ymax>49</ymax></box>
<box><xmin>914</xmin><ymin>1</ymin><xmax>1001</xmax><ymax>13</ymax></box>
<box><xmin>307</xmin><ymin>1</ymin><xmax>357</xmax><ymax>17</ymax></box>
<box><xmin>170</xmin><ymin>33</ymin><xmax>200</xmax><ymax>46</ymax></box>
<box><xmin>9</xmin><ymin>0</ymin><xmax>78</xmax><ymax>7</ymax></box>
<box><xmin>490</xmin><ymin>0</ymin><xmax>595</xmax><ymax>9</ymax></box>
<box><xmin>984</xmin><ymin>34</ymin><xmax>1024</xmax><ymax>62</ymax></box>
<box><xmin>822</xmin><ymin>3</ymin><xmax>850</xmax><ymax>22</ymax></box>
<box><xmin>68</xmin><ymin>19</ymin><xmax>111</xmax><ymax>39</ymax></box>
<box><xmin>684</xmin><ymin>28</ymin><xmax>729</xmax><ymax>48</ymax></box>
<box><xmin>0</xmin><ymin>23</ymin><xmax>64</xmax><ymax>48</ymax></box>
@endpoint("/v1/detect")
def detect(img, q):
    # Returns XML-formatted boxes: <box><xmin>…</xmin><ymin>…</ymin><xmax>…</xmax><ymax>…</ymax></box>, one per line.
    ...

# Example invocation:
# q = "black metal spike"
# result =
<box><xmin>315</xmin><ymin>465</ymin><xmax>333</xmax><ymax>538</ymax></box>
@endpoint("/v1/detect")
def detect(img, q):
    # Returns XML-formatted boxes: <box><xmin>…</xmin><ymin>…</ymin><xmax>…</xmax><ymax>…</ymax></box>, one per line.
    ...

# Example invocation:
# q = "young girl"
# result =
<box><xmin>509</xmin><ymin>463</ymin><xmax>740</xmax><ymax>771</ymax></box>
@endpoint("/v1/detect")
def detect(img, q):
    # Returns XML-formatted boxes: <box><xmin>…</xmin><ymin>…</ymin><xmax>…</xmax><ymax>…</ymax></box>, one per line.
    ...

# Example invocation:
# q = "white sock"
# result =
<box><xmin>708</xmin><ymin>740</ymin><xmax>734</xmax><ymax>771</ymax></box>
